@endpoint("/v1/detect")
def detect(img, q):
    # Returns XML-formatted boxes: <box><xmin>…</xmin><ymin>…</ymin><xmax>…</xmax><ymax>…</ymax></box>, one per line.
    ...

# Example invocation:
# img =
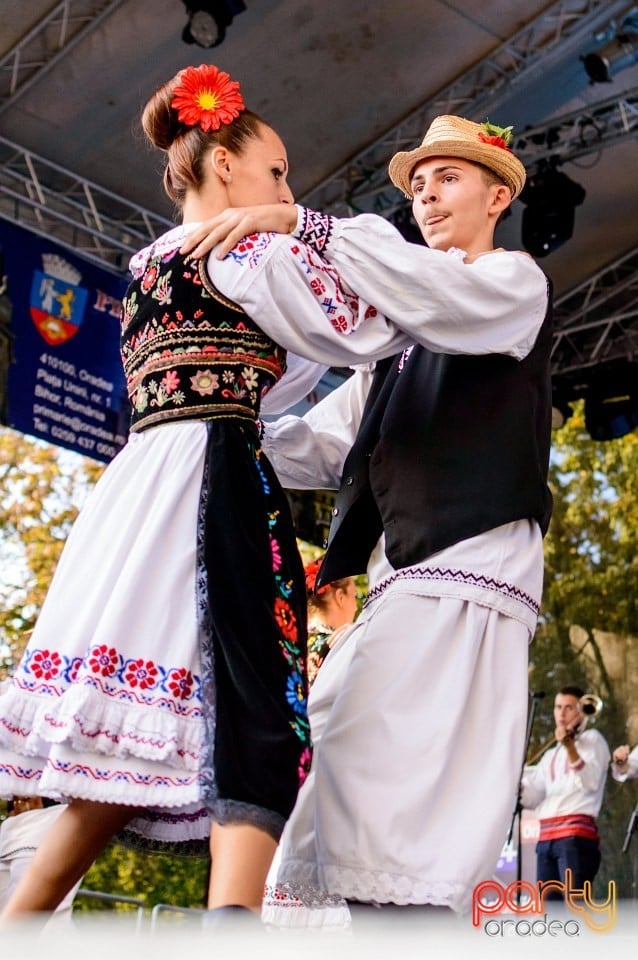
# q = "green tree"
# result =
<box><xmin>529</xmin><ymin>402</ymin><xmax>638</xmax><ymax>899</ymax></box>
<box><xmin>77</xmin><ymin>843</ymin><xmax>210</xmax><ymax>914</ymax></box>
<box><xmin>0</xmin><ymin>427</ymin><xmax>103</xmax><ymax>674</ymax></box>
<box><xmin>531</xmin><ymin>402</ymin><xmax>637</xmax><ymax>723</ymax></box>
<box><xmin>541</xmin><ymin>405</ymin><xmax>637</xmax><ymax>641</ymax></box>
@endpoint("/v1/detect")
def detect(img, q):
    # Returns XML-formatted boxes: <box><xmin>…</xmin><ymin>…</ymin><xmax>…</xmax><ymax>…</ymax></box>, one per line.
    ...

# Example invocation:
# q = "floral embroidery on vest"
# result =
<box><xmin>122</xmin><ymin>246</ymin><xmax>286</xmax><ymax>432</ymax></box>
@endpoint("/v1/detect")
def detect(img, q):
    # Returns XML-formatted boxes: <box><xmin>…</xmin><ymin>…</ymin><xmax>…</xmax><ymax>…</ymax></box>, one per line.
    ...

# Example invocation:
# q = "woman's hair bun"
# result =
<box><xmin>141</xmin><ymin>76</ymin><xmax>183</xmax><ymax>151</ymax></box>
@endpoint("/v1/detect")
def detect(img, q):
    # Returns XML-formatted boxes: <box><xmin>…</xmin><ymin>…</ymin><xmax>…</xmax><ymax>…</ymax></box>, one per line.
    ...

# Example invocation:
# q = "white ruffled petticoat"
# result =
<box><xmin>0</xmin><ymin>421</ymin><xmax>214</xmax><ymax>849</ymax></box>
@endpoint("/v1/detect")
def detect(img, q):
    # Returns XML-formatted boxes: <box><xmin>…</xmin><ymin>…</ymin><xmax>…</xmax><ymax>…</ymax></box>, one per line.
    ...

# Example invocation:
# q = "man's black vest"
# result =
<box><xmin>317</xmin><ymin>295</ymin><xmax>554</xmax><ymax>588</ymax></box>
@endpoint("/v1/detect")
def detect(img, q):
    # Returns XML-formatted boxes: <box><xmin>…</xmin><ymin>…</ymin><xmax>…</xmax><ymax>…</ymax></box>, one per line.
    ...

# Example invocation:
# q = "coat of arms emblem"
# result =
<box><xmin>30</xmin><ymin>253</ymin><xmax>89</xmax><ymax>345</ymax></box>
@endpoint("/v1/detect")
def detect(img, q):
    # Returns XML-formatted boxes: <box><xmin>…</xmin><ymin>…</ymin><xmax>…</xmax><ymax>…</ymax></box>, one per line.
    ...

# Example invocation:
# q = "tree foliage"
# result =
<box><xmin>541</xmin><ymin>403</ymin><xmax>637</xmax><ymax>642</ymax></box>
<box><xmin>76</xmin><ymin>843</ymin><xmax>210</xmax><ymax>913</ymax></box>
<box><xmin>529</xmin><ymin>403</ymin><xmax>638</xmax><ymax>899</ymax></box>
<box><xmin>530</xmin><ymin>402</ymin><xmax>637</xmax><ymax>712</ymax></box>
<box><xmin>0</xmin><ymin>427</ymin><xmax>103</xmax><ymax>675</ymax></box>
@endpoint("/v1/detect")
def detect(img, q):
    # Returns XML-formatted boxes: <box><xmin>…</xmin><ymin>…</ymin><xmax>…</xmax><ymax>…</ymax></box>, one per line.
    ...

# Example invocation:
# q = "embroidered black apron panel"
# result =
<box><xmin>199</xmin><ymin>420</ymin><xmax>310</xmax><ymax>836</ymax></box>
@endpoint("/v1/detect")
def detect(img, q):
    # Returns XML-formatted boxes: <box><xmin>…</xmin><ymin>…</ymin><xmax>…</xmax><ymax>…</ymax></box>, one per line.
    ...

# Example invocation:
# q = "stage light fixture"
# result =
<box><xmin>582</xmin><ymin>13</ymin><xmax>638</xmax><ymax>83</ymax></box>
<box><xmin>181</xmin><ymin>1</ymin><xmax>246</xmax><ymax>49</ymax></box>
<box><xmin>519</xmin><ymin>161</ymin><xmax>586</xmax><ymax>258</ymax></box>
<box><xmin>584</xmin><ymin>365</ymin><xmax>638</xmax><ymax>441</ymax></box>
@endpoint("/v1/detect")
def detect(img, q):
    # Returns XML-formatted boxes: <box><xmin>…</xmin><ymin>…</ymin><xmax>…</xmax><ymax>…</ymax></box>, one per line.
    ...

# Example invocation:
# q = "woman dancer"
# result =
<box><xmin>0</xmin><ymin>63</ymin><xmax>377</xmax><ymax>920</ymax></box>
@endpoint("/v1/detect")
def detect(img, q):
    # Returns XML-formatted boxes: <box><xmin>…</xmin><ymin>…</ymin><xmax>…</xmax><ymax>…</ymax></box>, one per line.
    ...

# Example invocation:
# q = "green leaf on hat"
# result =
<box><xmin>480</xmin><ymin>121</ymin><xmax>514</xmax><ymax>146</ymax></box>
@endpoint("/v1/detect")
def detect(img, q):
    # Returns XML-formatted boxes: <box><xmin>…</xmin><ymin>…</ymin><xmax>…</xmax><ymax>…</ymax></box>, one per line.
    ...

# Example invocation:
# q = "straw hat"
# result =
<box><xmin>388</xmin><ymin>115</ymin><xmax>526</xmax><ymax>200</ymax></box>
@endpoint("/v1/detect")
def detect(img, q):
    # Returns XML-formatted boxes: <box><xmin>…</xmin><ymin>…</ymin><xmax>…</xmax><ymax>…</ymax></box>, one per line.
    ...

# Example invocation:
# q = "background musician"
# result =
<box><xmin>521</xmin><ymin>685</ymin><xmax>610</xmax><ymax>897</ymax></box>
<box><xmin>611</xmin><ymin>743</ymin><xmax>638</xmax><ymax>782</ymax></box>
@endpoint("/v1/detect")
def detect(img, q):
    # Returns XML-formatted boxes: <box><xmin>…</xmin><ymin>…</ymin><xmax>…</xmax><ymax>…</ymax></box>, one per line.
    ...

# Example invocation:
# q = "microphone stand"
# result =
<box><xmin>507</xmin><ymin>690</ymin><xmax>545</xmax><ymax>903</ymax></box>
<box><xmin>622</xmin><ymin>803</ymin><xmax>638</xmax><ymax>855</ymax></box>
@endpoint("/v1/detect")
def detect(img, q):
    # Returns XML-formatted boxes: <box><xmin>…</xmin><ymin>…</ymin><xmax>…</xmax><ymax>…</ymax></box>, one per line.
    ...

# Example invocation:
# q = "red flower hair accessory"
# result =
<box><xmin>304</xmin><ymin>558</ymin><xmax>330</xmax><ymax>596</ymax></box>
<box><xmin>478</xmin><ymin>121</ymin><xmax>514</xmax><ymax>153</ymax></box>
<box><xmin>172</xmin><ymin>64</ymin><xmax>245</xmax><ymax>133</ymax></box>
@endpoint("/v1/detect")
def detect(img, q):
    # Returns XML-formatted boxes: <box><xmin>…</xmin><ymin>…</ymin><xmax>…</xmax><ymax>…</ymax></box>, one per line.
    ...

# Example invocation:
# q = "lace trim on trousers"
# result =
<box><xmin>278</xmin><ymin>858</ymin><xmax>467</xmax><ymax>911</ymax></box>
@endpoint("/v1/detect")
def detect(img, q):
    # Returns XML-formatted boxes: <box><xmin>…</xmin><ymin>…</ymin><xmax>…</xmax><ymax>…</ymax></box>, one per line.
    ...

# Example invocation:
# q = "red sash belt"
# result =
<box><xmin>539</xmin><ymin>813</ymin><xmax>599</xmax><ymax>842</ymax></box>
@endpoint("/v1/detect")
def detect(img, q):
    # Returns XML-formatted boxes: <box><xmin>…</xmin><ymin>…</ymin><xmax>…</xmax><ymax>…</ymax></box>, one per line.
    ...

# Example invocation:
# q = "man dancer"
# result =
<box><xmin>183</xmin><ymin>114</ymin><xmax>553</xmax><ymax>916</ymax></box>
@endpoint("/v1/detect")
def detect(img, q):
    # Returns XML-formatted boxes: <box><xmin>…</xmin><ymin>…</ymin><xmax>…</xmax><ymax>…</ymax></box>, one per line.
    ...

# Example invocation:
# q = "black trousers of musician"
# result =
<box><xmin>536</xmin><ymin>836</ymin><xmax>601</xmax><ymax>898</ymax></box>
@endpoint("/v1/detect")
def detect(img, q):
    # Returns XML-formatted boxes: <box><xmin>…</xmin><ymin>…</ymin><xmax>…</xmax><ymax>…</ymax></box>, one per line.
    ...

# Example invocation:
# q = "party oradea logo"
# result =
<box><xmin>30</xmin><ymin>253</ymin><xmax>89</xmax><ymax>345</ymax></box>
<box><xmin>472</xmin><ymin>870</ymin><xmax>616</xmax><ymax>937</ymax></box>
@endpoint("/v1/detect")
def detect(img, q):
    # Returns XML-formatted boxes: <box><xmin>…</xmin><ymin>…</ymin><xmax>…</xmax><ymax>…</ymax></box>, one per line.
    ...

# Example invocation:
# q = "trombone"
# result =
<box><xmin>526</xmin><ymin>694</ymin><xmax>603</xmax><ymax>764</ymax></box>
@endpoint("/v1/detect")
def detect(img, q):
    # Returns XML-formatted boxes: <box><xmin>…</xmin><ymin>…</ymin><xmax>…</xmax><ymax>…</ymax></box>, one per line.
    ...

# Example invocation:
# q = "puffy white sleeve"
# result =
<box><xmin>570</xmin><ymin>730</ymin><xmax>611</xmax><ymax>792</ymax></box>
<box><xmin>208</xmin><ymin>234</ymin><xmax>410</xmax><ymax>367</ymax></box>
<box><xmin>260</xmin><ymin>366</ymin><xmax>373</xmax><ymax>490</ymax></box>
<box><xmin>207</xmin><ymin>209</ymin><xmax>548</xmax><ymax>366</ymax></box>
<box><xmin>521</xmin><ymin>760</ymin><xmax>548</xmax><ymax>810</ymax></box>
<box><xmin>292</xmin><ymin>207</ymin><xmax>550</xmax><ymax>360</ymax></box>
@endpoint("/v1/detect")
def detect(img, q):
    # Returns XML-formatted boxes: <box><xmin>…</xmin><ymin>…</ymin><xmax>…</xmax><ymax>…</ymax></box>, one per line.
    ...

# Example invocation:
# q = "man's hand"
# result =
<box><xmin>556</xmin><ymin>722</ymin><xmax>580</xmax><ymax>763</ymax></box>
<box><xmin>180</xmin><ymin>204</ymin><xmax>297</xmax><ymax>261</ymax></box>
<box><xmin>555</xmin><ymin>722</ymin><xmax>572</xmax><ymax>744</ymax></box>
<box><xmin>613</xmin><ymin>744</ymin><xmax>630</xmax><ymax>770</ymax></box>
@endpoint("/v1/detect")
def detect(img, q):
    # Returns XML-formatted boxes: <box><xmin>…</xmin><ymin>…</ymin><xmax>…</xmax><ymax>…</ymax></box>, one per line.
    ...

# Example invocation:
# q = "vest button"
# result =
<box><xmin>345</xmin><ymin>476</ymin><xmax>354</xmax><ymax>486</ymax></box>
<box><xmin>332</xmin><ymin>507</ymin><xmax>339</xmax><ymax>516</ymax></box>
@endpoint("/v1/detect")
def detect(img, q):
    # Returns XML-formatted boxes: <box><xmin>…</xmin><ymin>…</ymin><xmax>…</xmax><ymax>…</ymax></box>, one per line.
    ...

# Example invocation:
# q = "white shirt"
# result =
<box><xmin>209</xmin><ymin>208</ymin><xmax>548</xmax><ymax>366</ymax></box>
<box><xmin>521</xmin><ymin>729</ymin><xmax>611</xmax><ymax>819</ymax></box>
<box><xmin>261</xmin><ymin>364</ymin><xmax>545</xmax><ymax>633</ymax></box>
<box><xmin>210</xmin><ymin>209</ymin><xmax>548</xmax><ymax>634</ymax></box>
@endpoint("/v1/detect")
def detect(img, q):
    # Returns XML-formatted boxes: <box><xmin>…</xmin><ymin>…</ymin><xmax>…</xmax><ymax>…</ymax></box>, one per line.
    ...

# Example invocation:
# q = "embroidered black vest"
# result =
<box><xmin>121</xmin><ymin>248</ymin><xmax>286</xmax><ymax>433</ymax></box>
<box><xmin>317</xmin><ymin>296</ymin><xmax>554</xmax><ymax>587</ymax></box>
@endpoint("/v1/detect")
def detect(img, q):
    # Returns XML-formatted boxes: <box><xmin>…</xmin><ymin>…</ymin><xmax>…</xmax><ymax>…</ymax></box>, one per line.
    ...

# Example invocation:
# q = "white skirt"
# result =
<box><xmin>0</xmin><ymin>422</ymin><xmax>212</xmax><ymax>848</ymax></box>
<box><xmin>275</xmin><ymin>584</ymin><xmax>530</xmax><ymax>915</ymax></box>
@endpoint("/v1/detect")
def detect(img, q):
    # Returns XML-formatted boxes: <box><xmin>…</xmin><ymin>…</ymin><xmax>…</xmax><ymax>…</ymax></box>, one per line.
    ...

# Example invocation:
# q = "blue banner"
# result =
<box><xmin>0</xmin><ymin>218</ymin><xmax>130</xmax><ymax>462</ymax></box>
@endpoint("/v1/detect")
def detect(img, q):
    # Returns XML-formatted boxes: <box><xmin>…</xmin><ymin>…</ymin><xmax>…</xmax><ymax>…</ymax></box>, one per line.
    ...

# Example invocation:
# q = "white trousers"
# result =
<box><xmin>276</xmin><ymin>587</ymin><xmax>530</xmax><ymax>915</ymax></box>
